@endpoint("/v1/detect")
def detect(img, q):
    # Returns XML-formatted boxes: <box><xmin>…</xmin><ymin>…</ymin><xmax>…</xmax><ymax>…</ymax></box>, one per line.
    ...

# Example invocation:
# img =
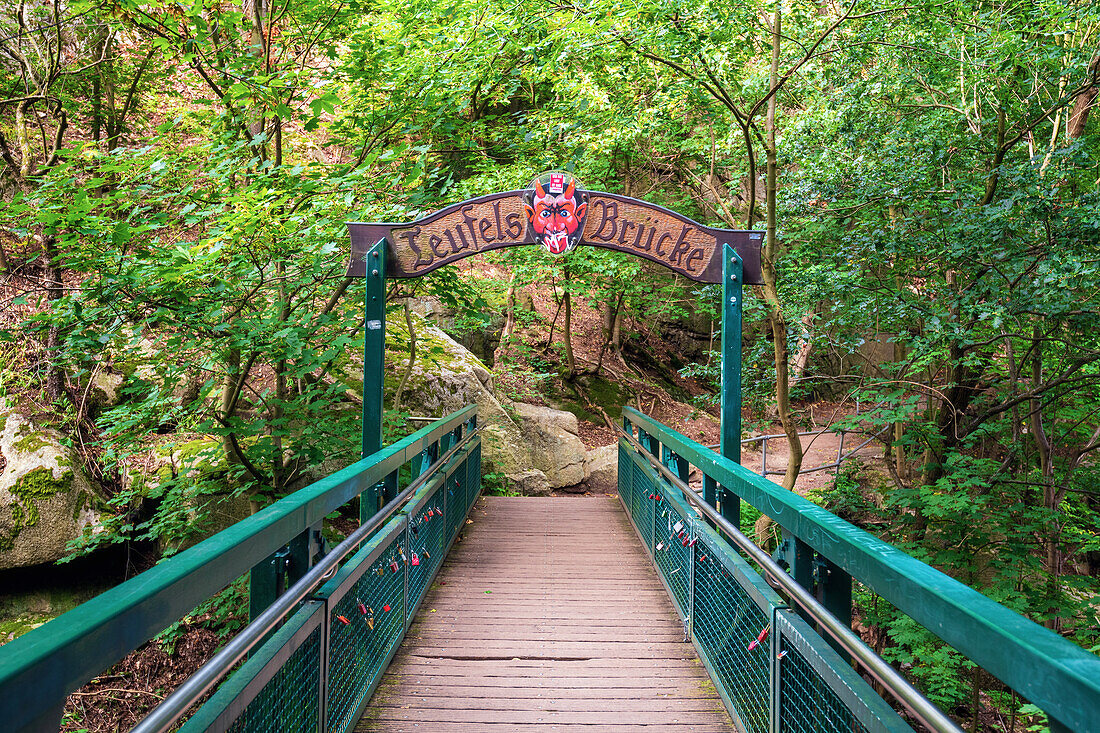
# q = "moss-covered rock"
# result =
<box><xmin>0</xmin><ymin>400</ymin><xmax>104</xmax><ymax>569</ymax></box>
<box><xmin>134</xmin><ymin>436</ymin><xmax>252</xmax><ymax>553</ymax></box>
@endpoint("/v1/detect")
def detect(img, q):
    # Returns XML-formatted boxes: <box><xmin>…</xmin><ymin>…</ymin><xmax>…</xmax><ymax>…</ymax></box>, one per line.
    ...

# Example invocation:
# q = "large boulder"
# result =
<box><xmin>584</xmin><ymin>444</ymin><xmax>619</xmax><ymax>494</ymax></box>
<box><xmin>0</xmin><ymin>403</ymin><xmax>103</xmax><ymax>569</ymax></box>
<box><xmin>337</xmin><ymin>313</ymin><xmax>591</xmax><ymax>492</ymax></box>
<box><xmin>509</xmin><ymin>402</ymin><xmax>588</xmax><ymax>487</ymax></box>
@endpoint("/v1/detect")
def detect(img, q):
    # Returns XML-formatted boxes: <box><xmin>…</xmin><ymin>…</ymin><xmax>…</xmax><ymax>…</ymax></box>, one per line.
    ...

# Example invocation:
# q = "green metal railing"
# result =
<box><xmin>619</xmin><ymin>407</ymin><xmax>1100</xmax><ymax>733</ymax></box>
<box><xmin>0</xmin><ymin>406</ymin><xmax>481</xmax><ymax>733</ymax></box>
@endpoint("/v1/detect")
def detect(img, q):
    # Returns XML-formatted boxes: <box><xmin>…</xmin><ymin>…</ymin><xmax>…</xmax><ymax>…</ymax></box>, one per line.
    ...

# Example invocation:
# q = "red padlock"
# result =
<box><xmin>357</xmin><ymin>600</ymin><xmax>368</xmax><ymax>615</ymax></box>
<box><xmin>390</xmin><ymin>560</ymin><xmax>399</xmax><ymax>573</ymax></box>
<box><xmin>411</xmin><ymin>552</ymin><xmax>420</xmax><ymax>567</ymax></box>
<box><xmin>336</xmin><ymin>615</ymin><xmax>350</xmax><ymax>625</ymax></box>
<box><xmin>747</xmin><ymin>625</ymin><xmax>770</xmax><ymax>651</ymax></box>
<box><xmin>382</xmin><ymin>604</ymin><xmax>391</xmax><ymax>612</ymax></box>
<box><xmin>427</xmin><ymin>508</ymin><xmax>434</xmax><ymax>518</ymax></box>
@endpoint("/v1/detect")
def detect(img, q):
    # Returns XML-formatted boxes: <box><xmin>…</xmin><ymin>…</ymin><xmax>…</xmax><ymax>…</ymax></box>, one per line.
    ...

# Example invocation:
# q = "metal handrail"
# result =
<box><xmin>619</xmin><ymin>424</ymin><xmax>964</xmax><ymax>733</ymax></box>
<box><xmin>130</xmin><ymin>426</ymin><xmax>482</xmax><ymax>733</ymax></box>
<box><xmin>709</xmin><ymin>424</ymin><xmax>893</xmax><ymax>478</ymax></box>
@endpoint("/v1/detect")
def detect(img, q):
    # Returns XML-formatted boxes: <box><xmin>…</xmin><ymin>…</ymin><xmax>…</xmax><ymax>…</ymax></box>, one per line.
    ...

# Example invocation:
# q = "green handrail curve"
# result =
<box><xmin>623</xmin><ymin>406</ymin><xmax>1100</xmax><ymax>733</ymax></box>
<box><xmin>0</xmin><ymin>405</ymin><xmax>476</xmax><ymax>733</ymax></box>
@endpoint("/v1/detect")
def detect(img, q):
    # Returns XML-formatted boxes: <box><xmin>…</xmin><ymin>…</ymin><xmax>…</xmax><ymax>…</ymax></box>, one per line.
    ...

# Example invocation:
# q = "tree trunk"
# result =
<box><xmin>42</xmin><ymin>235</ymin><xmax>65</xmax><ymax>401</ymax></box>
<box><xmin>562</xmin><ymin>289</ymin><xmax>576</xmax><ymax>377</ymax></box>
<box><xmin>1028</xmin><ymin>326</ymin><xmax>1061</xmax><ymax>630</ymax></box>
<box><xmin>790</xmin><ymin>311</ymin><xmax>815</xmax><ymax>384</ymax></box>
<box><xmin>762</xmin><ymin>5</ymin><xmax>803</xmax><ymax>491</ymax></box>
<box><xmin>596</xmin><ymin>290</ymin><xmax>624</xmax><ymax>374</ymax></box>
<box><xmin>499</xmin><ymin>271</ymin><xmax>517</xmax><ymax>344</ymax></box>
<box><xmin>1067</xmin><ymin>52</ymin><xmax>1099</xmax><ymax>138</ymax></box>
<box><xmin>393</xmin><ymin>300</ymin><xmax>417</xmax><ymax>415</ymax></box>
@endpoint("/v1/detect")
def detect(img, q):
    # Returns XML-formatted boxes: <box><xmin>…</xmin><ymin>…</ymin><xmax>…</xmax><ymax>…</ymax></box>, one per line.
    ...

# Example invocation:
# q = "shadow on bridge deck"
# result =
<box><xmin>356</xmin><ymin>496</ymin><xmax>735</xmax><ymax>732</ymax></box>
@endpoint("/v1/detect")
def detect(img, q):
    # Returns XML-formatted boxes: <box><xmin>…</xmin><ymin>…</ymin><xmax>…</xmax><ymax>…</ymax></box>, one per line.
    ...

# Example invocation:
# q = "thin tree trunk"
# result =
<box><xmin>1029</xmin><ymin>325</ymin><xmax>1060</xmax><ymax>629</ymax></box>
<box><xmin>1067</xmin><ymin>52</ymin><xmax>1099</xmax><ymax>138</ymax></box>
<box><xmin>790</xmin><ymin>311</ymin><xmax>814</xmax><ymax>384</ymax></box>
<box><xmin>562</xmin><ymin>289</ymin><xmax>576</xmax><ymax>377</ymax></box>
<box><xmin>762</xmin><ymin>5</ymin><xmax>802</xmax><ymax>491</ymax></box>
<box><xmin>393</xmin><ymin>300</ymin><xmax>417</xmax><ymax>415</ymax></box>
<box><xmin>596</xmin><ymin>290</ymin><xmax>624</xmax><ymax>374</ymax></box>
<box><xmin>42</xmin><ymin>235</ymin><xmax>65</xmax><ymax>401</ymax></box>
<box><xmin>499</xmin><ymin>272</ymin><xmax>517</xmax><ymax>344</ymax></box>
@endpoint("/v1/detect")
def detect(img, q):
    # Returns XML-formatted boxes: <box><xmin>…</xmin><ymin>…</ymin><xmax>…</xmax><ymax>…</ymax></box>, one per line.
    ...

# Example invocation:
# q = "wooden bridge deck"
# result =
<box><xmin>357</xmin><ymin>496</ymin><xmax>735</xmax><ymax>732</ymax></box>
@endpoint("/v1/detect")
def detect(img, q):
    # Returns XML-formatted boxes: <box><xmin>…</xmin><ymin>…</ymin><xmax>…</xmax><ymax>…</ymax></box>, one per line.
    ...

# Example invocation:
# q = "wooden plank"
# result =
<box><xmin>355</xmin><ymin>496</ymin><xmax>736</xmax><ymax>732</ymax></box>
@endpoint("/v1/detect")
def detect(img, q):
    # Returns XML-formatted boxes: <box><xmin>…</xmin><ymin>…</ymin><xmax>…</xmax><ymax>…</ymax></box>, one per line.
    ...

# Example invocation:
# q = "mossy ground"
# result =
<box><xmin>546</xmin><ymin>374</ymin><xmax>635</xmax><ymax>424</ymax></box>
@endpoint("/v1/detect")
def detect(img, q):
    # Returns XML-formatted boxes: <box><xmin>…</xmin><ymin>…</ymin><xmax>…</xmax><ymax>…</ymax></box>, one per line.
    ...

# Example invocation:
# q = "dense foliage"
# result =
<box><xmin>1</xmin><ymin>0</ymin><xmax>1097</xmax><ymax>729</ymax></box>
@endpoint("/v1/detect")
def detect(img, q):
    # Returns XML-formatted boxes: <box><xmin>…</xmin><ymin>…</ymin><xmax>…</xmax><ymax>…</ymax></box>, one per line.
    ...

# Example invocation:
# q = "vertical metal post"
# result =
<box><xmin>249</xmin><ymin>529</ymin><xmax>310</xmax><ymax>623</ymax></box>
<box><xmin>719</xmin><ymin>246</ymin><xmax>744</xmax><ymax>542</ymax></box>
<box><xmin>361</xmin><ymin>239</ymin><xmax>387</xmax><ymax>524</ymax></box>
<box><xmin>703</xmin><ymin>475</ymin><xmax>717</xmax><ymax>529</ymax></box>
<box><xmin>777</xmin><ymin>529</ymin><xmax>814</xmax><ymax>624</ymax></box>
<box><xmin>769</xmin><ymin>608</ymin><xmax>782</xmax><ymax>733</ymax></box>
<box><xmin>817</xmin><ymin>556</ymin><xmax>852</xmax><ymax>659</ymax></box>
<box><xmin>835</xmin><ymin>430</ymin><xmax>846</xmax><ymax>479</ymax></box>
<box><xmin>720</xmin><ymin>244</ymin><xmax>743</xmax><ymax>465</ymax></box>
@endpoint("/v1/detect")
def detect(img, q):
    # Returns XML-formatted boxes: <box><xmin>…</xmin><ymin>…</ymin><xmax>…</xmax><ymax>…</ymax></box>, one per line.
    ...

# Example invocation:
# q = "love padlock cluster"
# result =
<box><xmin>334</xmin><ymin>596</ymin><xmax>390</xmax><ymax>631</ymax></box>
<box><xmin>368</xmin><ymin>542</ymin><xmax>430</xmax><ymax>578</ymax></box>
<box><xmin>655</xmin><ymin>515</ymin><xmax>697</xmax><ymax>552</ymax></box>
<box><xmin>410</xmin><ymin>504</ymin><xmax>443</xmax><ymax>538</ymax></box>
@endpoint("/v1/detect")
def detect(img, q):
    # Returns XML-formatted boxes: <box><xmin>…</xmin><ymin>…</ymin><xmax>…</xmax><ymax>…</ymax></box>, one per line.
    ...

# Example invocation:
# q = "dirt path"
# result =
<box><xmin>738</xmin><ymin>426</ymin><xmax>886</xmax><ymax>496</ymax></box>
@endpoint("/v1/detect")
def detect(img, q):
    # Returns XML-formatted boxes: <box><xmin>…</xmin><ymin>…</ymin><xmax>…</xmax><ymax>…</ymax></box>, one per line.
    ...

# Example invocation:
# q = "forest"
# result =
<box><xmin>0</xmin><ymin>0</ymin><xmax>1098</xmax><ymax>730</ymax></box>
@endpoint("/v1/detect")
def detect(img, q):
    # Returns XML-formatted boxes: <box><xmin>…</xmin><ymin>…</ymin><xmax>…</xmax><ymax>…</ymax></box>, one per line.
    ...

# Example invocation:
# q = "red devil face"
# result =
<box><xmin>524</xmin><ymin>173</ymin><xmax>588</xmax><ymax>255</ymax></box>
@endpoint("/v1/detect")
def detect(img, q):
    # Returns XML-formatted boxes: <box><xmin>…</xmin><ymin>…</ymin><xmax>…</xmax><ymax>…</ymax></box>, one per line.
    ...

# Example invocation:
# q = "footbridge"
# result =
<box><xmin>3</xmin><ymin>179</ymin><xmax>1100</xmax><ymax>732</ymax></box>
<box><xmin>2</xmin><ymin>405</ymin><xmax>1099</xmax><ymax>733</ymax></box>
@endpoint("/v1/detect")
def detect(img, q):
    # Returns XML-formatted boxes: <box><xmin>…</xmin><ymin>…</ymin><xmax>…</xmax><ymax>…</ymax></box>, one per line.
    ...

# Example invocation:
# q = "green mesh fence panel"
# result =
<box><xmin>692</xmin><ymin>535</ymin><xmax>774</xmax><ymax>733</ymax></box>
<box><xmin>407</xmin><ymin>485</ymin><xmax>445</xmax><ymax>611</ymax></box>
<box><xmin>325</xmin><ymin>524</ymin><xmax>407</xmax><ymax>733</ymax></box>
<box><xmin>617</xmin><ymin>438</ymin><xmax>909</xmax><ymax>733</ymax></box>
<box><xmin>652</xmin><ymin>487</ymin><xmax>690</xmax><ymax>616</ymax></box>
<box><xmin>224</xmin><ymin>622</ymin><xmax>322</xmax><ymax>733</ymax></box>
<box><xmin>779</xmin><ymin>643</ymin><xmax>868</xmax><ymax>733</ymax></box>
<box><xmin>225</xmin><ymin>623</ymin><xmax>320</xmax><ymax>733</ymax></box>
<box><xmin>617</xmin><ymin>443</ymin><xmax>631</xmax><ymax>507</ymax></box>
<box><xmin>631</xmin><ymin>459</ymin><xmax>655</xmax><ymax>550</ymax></box>
<box><xmin>465</xmin><ymin>443</ymin><xmax>481</xmax><ymax>511</ymax></box>
<box><xmin>179</xmin><ymin>604</ymin><xmax>324</xmax><ymax>733</ymax></box>
<box><xmin>447</xmin><ymin>460</ymin><xmax>465</xmax><ymax>545</ymax></box>
<box><xmin>775</xmin><ymin>610</ymin><xmax>912</xmax><ymax>733</ymax></box>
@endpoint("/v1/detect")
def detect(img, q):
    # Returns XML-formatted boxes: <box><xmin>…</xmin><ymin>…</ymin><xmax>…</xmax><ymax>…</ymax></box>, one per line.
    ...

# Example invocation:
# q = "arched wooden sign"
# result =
<box><xmin>347</xmin><ymin>173</ymin><xmax>751</xmax><ymax>478</ymax></box>
<box><xmin>346</xmin><ymin>177</ymin><xmax>763</xmax><ymax>284</ymax></box>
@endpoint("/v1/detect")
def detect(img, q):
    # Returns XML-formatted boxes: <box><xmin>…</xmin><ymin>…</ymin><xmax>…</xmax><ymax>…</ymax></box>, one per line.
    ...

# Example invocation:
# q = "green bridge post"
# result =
<box><xmin>719</xmin><ymin>245</ymin><xmax>742</xmax><ymax>534</ymax></box>
<box><xmin>361</xmin><ymin>238</ymin><xmax>396</xmax><ymax>522</ymax></box>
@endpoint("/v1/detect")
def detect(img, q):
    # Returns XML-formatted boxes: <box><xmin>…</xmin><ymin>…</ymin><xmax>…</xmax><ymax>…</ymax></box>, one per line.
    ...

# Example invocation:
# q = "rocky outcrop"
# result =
<box><xmin>510</xmin><ymin>402</ymin><xmax>588</xmax><ymax>487</ymax></box>
<box><xmin>337</xmin><ymin>313</ymin><xmax>592</xmax><ymax>493</ymax></box>
<box><xmin>0</xmin><ymin>402</ymin><xmax>103</xmax><ymax>570</ymax></box>
<box><xmin>584</xmin><ymin>444</ymin><xmax>618</xmax><ymax>494</ymax></box>
<box><xmin>502</xmin><ymin>469</ymin><xmax>551</xmax><ymax>497</ymax></box>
